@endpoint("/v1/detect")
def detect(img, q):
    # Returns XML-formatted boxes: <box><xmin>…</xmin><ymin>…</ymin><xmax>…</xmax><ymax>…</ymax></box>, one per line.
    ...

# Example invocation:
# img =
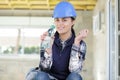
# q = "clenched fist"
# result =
<box><xmin>74</xmin><ymin>29</ymin><xmax>89</xmax><ymax>46</ymax></box>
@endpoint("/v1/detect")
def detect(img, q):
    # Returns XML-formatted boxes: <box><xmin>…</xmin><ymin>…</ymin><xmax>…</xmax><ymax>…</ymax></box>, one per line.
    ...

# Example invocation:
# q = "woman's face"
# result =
<box><xmin>54</xmin><ymin>17</ymin><xmax>75</xmax><ymax>35</ymax></box>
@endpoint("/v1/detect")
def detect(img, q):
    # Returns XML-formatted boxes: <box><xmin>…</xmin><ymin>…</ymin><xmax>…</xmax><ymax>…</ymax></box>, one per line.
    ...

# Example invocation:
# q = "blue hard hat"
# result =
<box><xmin>53</xmin><ymin>1</ymin><xmax>77</xmax><ymax>18</ymax></box>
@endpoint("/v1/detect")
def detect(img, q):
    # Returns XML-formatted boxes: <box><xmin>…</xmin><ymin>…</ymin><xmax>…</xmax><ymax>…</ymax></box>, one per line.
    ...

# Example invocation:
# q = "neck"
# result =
<box><xmin>59</xmin><ymin>31</ymin><xmax>72</xmax><ymax>41</ymax></box>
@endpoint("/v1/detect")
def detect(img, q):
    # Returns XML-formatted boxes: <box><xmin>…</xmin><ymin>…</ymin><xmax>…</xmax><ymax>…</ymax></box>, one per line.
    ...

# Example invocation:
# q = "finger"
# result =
<box><xmin>43</xmin><ymin>31</ymin><xmax>48</xmax><ymax>36</ymax></box>
<box><xmin>40</xmin><ymin>35</ymin><xmax>44</xmax><ymax>41</ymax></box>
<box><xmin>40</xmin><ymin>31</ymin><xmax>48</xmax><ymax>40</ymax></box>
<box><xmin>80</xmin><ymin>29</ymin><xmax>89</xmax><ymax>36</ymax></box>
<box><xmin>51</xmin><ymin>36</ymin><xmax>55</xmax><ymax>40</ymax></box>
<box><xmin>78</xmin><ymin>30</ymin><xmax>88</xmax><ymax>39</ymax></box>
<box><xmin>86</xmin><ymin>29</ymin><xmax>89</xmax><ymax>33</ymax></box>
<box><xmin>45</xmin><ymin>48</ymin><xmax>52</xmax><ymax>54</ymax></box>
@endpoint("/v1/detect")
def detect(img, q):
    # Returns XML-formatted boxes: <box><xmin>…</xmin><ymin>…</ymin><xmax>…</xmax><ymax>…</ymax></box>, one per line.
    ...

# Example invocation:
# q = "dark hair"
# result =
<box><xmin>71</xmin><ymin>17</ymin><xmax>76</xmax><ymax>28</ymax></box>
<box><xmin>71</xmin><ymin>17</ymin><xmax>76</xmax><ymax>20</ymax></box>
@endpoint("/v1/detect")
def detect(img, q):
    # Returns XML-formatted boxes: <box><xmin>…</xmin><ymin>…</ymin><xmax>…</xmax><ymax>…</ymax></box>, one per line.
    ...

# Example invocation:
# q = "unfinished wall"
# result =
<box><xmin>75</xmin><ymin>11</ymin><xmax>94</xmax><ymax>80</ymax></box>
<box><xmin>93</xmin><ymin>0</ymin><xmax>107</xmax><ymax>80</ymax></box>
<box><xmin>0</xmin><ymin>55</ymin><xmax>39</xmax><ymax>80</ymax></box>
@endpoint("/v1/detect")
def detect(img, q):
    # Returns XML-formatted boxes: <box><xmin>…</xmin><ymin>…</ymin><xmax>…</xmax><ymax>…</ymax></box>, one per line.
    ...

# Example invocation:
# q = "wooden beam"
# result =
<box><xmin>30</xmin><ymin>6</ymin><xmax>50</xmax><ymax>10</ymax></box>
<box><xmin>29</xmin><ymin>1</ymin><xmax>48</xmax><ymax>5</ymax></box>
<box><xmin>49</xmin><ymin>0</ymin><xmax>97</xmax><ymax>5</ymax></box>
<box><xmin>69</xmin><ymin>1</ymin><xmax>96</xmax><ymax>5</ymax></box>
<box><xmin>0</xmin><ymin>0</ymin><xmax>11</xmax><ymax>9</ymax></box>
<box><xmin>86</xmin><ymin>6</ymin><xmax>95</xmax><ymax>10</ymax></box>
<box><xmin>0</xmin><ymin>5</ymin><xmax>11</xmax><ymax>9</ymax></box>
<box><xmin>73</xmin><ymin>5</ymin><xmax>94</xmax><ymax>10</ymax></box>
<box><xmin>0</xmin><ymin>0</ymin><xmax>97</xmax><ymax>10</ymax></box>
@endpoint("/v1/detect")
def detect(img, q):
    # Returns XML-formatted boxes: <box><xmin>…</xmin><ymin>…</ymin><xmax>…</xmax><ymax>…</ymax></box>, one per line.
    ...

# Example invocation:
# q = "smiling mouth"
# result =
<box><xmin>58</xmin><ymin>27</ymin><xmax>64</xmax><ymax>30</ymax></box>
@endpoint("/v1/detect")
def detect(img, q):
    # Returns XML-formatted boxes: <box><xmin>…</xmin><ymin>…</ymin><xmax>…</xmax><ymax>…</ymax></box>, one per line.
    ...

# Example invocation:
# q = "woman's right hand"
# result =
<box><xmin>40</xmin><ymin>31</ymin><xmax>54</xmax><ymax>55</ymax></box>
<box><xmin>40</xmin><ymin>31</ymin><xmax>48</xmax><ymax>42</ymax></box>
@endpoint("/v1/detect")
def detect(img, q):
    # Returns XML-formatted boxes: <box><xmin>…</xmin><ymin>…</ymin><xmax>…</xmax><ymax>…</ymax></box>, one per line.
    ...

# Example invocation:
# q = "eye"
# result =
<box><xmin>63</xmin><ymin>19</ymin><xmax>67</xmax><ymax>22</ymax></box>
<box><xmin>54</xmin><ymin>19</ymin><xmax>59</xmax><ymax>22</ymax></box>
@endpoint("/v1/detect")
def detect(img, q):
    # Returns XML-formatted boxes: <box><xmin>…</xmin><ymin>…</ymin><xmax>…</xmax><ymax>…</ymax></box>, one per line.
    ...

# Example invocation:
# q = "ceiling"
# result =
<box><xmin>0</xmin><ymin>0</ymin><xmax>97</xmax><ymax>16</ymax></box>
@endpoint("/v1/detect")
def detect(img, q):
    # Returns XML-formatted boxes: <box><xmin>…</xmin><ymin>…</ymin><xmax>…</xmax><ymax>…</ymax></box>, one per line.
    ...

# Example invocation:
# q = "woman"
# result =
<box><xmin>26</xmin><ymin>1</ymin><xmax>88</xmax><ymax>80</ymax></box>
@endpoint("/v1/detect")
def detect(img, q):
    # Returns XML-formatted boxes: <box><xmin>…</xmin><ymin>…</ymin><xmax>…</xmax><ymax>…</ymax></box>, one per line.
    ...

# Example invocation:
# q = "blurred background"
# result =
<box><xmin>0</xmin><ymin>0</ymin><xmax>118</xmax><ymax>80</ymax></box>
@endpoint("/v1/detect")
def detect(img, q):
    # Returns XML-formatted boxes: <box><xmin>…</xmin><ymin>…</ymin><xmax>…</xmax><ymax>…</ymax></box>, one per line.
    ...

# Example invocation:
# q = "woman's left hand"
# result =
<box><xmin>74</xmin><ymin>29</ymin><xmax>89</xmax><ymax>46</ymax></box>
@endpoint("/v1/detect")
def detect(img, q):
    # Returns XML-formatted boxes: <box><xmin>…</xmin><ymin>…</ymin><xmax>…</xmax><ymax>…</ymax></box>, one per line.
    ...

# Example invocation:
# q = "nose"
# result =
<box><xmin>57</xmin><ymin>20</ymin><xmax>63</xmax><ymax>26</ymax></box>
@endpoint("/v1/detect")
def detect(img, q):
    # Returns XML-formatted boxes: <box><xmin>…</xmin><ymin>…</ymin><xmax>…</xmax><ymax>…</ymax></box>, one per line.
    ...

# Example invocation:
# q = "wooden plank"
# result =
<box><xmin>0</xmin><ymin>0</ymin><xmax>97</xmax><ymax>10</ymax></box>
<box><xmin>69</xmin><ymin>0</ymin><xmax>97</xmax><ymax>5</ymax></box>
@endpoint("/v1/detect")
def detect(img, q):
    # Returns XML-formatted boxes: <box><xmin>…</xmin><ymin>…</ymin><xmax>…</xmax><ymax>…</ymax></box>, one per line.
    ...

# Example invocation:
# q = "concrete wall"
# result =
<box><xmin>0</xmin><ymin>55</ymin><xmax>39</xmax><ymax>80</ymax></box>
<box><xmin>75</xmin><ymin>11</ymin><xmax>94</xmax><ymax>80</ymax></box>
<box><xmin>93</xmin><ymin>0</ymin><xmax>108</xmax><ymax>80</ymax></box>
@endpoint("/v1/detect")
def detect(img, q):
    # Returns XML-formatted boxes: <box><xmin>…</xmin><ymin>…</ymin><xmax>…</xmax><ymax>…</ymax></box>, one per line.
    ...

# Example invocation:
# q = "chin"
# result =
<box><xmin>58</xmin><ymin>32</ymin><xmax>65</xmax><ymax>35</ymax></box>
<box><xmin>57</xmin><ymin>30</ymin><xmax>66</xmax><ymax>34</ymax></box>
<box><xmin>57</xmin><ymin>30</ymin><xmax>62</xmax><ymax>33</ymax></box>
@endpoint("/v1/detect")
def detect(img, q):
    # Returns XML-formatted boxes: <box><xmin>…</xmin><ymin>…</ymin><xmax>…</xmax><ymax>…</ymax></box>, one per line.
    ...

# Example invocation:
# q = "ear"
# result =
<box><xmin>72</xmin><ymin>20</ymin><xmax>75</xmax><ymax>25</ymax></box>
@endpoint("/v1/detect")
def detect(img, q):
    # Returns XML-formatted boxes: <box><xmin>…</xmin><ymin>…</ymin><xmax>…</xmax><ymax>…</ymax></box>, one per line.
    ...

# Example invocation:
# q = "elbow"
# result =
<box><xmin>69</xmin><ymin>67</ymin><xmax>82</xmax><ymax>73</ymax></box>
<box><xmin>69</xmin><ymin>65</ymin><xmax>81</xmax><ymax>73</ymax></box>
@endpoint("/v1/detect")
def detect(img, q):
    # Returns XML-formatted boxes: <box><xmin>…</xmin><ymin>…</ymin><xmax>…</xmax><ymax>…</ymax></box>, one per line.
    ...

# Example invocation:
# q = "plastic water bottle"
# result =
<box><xmin>39</xmin><ymin>25</ymin><xmax>55</xmax><ymax>70</ymax></box>
<box><xmin>40</xmin><ymin>25</ymin><xmax>55</xmax><ymax>51</ymax></box>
